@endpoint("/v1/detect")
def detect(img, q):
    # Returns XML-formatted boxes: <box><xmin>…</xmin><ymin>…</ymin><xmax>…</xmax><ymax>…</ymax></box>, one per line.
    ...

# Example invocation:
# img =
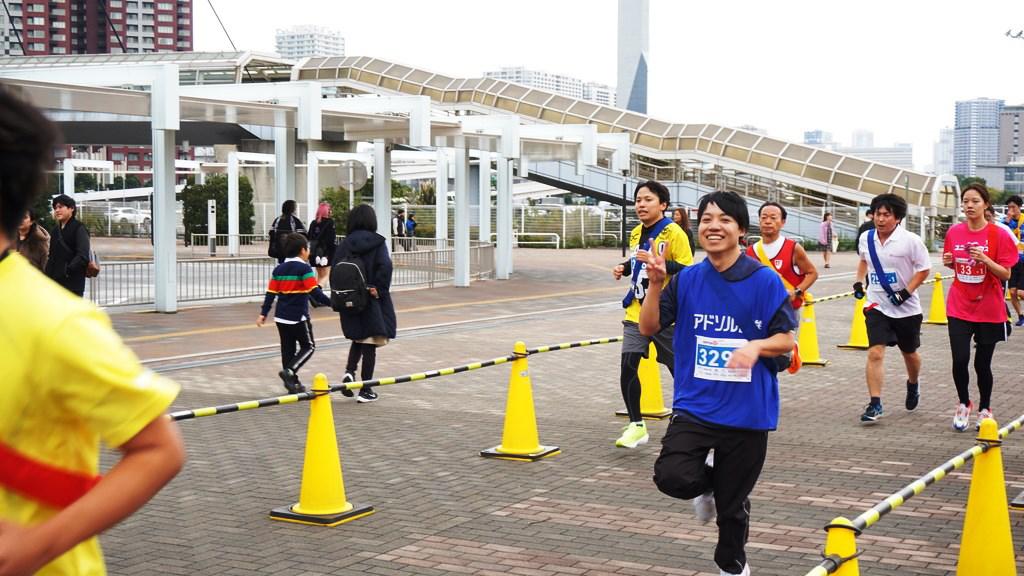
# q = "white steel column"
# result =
<box><xmin>227</xmin><ymin>152</ymin><xmax>239</xmax><ymax>256</ymax></box>
<box><xmin>435</xmin><ymin>148</ymin><xmax>448</xmax><ymax>247</ymax></box>
<box><xmin>496</xmin><ymin>157</ymin><xmax>513</xmax><ymax>279</ymax></box>
<box><xmin>152</xmin><ymin>128</ymin><xmax>177</xmax><ymax>312</ymax></box>
<box><xmin>478</xmin><ymin>151</ymin><xmax>491</xmax><ymax>243</ymax></box>
<box><xmin>306</xmin><ymin>151</ymin><xmax>319</xmax><ymax>224</ymax></box>
<box><xmin>373</xmin><ymin>139</ymin><xmax>392</xmax><ymax>249</ymax></box>
<box><xmin>454</xmin><ymin>147</ymin><xmax>471</xmax><ymax>287</ymax></box>
<box><xmin>274</xmin><ymin>127</ymin><xmax>296</xmax><ymax>215</ymax></box>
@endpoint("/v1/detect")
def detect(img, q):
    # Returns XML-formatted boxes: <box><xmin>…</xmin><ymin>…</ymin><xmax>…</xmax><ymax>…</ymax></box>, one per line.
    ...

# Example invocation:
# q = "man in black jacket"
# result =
<box><xmin>45</xmin><ymin>194</ymin><xmax>91</xmax><ymax>296</ymax></box>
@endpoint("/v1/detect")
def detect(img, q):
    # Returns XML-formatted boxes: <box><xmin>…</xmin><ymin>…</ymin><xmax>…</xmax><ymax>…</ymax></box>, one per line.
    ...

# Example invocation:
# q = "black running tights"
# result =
<box><xmin>949</xmin><ymin>331</ymin><xmax>996</xmax><ymax>410</ymax></box>
<box><xmin>346</xmin><ymin>342</ymin><xmax>377</xmax><ymax>381</ymax></box>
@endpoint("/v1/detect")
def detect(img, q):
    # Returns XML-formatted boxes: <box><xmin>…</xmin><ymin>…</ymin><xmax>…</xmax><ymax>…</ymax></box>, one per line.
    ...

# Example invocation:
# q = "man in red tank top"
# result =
<box><xmin>746</xmin><ymin>202</ymin><xmax>819</xmax><ymax>308</ymax></box>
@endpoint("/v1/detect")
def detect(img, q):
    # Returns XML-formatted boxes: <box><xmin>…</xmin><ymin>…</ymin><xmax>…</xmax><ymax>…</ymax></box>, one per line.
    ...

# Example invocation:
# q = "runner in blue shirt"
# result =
<box><xmin>639</xmin><ymin>190</ymin><xmax>797</xmax><ymax>576</ymax></box>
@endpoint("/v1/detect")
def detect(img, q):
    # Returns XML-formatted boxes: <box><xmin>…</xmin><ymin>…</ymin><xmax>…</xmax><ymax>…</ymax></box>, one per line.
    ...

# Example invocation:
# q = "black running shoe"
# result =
<box><xmin>357</xmin><ymin>388</ymin><xmax>379</xmax><ymax>403</ymax></box>
<box><xmin>905</xmin><ymin>381</ymin><xmax>920</xmax><ymax>412</ymax></box>
<box><xmin>340</xmin><ymin>372</ymin><xmax>355</xmax><ymax>397</ymax></box>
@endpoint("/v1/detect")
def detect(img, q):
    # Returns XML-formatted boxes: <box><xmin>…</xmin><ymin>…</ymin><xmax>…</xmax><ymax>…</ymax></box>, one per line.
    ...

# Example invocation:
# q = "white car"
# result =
<box><xmin>109</xmin><ymin>207</ymin><xmax>151</xmax><ymax>226</ymax></box>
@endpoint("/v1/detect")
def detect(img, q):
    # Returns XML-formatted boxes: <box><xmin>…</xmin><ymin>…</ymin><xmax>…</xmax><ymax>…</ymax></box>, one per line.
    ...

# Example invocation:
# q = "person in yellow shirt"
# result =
<box><xmin>0</xmin><ymin>87</ymin><xmax>185</xmax><ymax>576</ymax></box>
<box><xmin>612</xmin><ymin>180</ymin><xmax>693</xmax><ymax>448</ymax></box>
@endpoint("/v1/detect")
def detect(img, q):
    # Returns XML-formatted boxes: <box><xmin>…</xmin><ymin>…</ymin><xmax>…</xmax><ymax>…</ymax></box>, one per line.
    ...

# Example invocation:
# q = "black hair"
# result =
<box><xmin>869</xmin><ymin>193</ymin><xmax>908</xmax><ymax>221</ymax></box>
<box><xmin>0</xmin><ymin>87</ymin><xmax>58</xmax><ymax>239</ymax></box>
<box><xmin>348</xmin><ymin>203</ymin><xmax>378</xmax><ymax>233</ymax></box>
<box><xmin>758</xmin><ymin>201</ymin><xmax>787</xmax><ymax>221</ymax></box>
<box><xmin>961</xmin><ymin>183</ymin><xmax>991</xmax><ymax>205</ymax></box>
<box><xmin>281</xmin><ymin>199</ymin><xmax>297</xmax><ymax>215</ymax></box>
<box><xmin>1007</xmin><ymin>195</ymin><xmax>1023</xmax><ymax>208</ymax></box>
<box><xmin>822</xmin><ymin>212</ymin><xmax>832</xmax><ymax>221</ymax></box>
<box><xmin>282</xmin><ymin>232</ymin><xmax>308</xmax><ymax>258</ymax></box>
<box><xmin>865</xmin><ymin>208</ymin><xmax>874</xmax><ymax>216</ymax></box>
<box><xmin>634</xmin><ymin>180</ymin><xmax>670</xmax><ymax>206</ymax></box>
<box><xmin>697</xmin><ymin>191</ymin><xmax>749</xmax><ymax>233</ymax></box>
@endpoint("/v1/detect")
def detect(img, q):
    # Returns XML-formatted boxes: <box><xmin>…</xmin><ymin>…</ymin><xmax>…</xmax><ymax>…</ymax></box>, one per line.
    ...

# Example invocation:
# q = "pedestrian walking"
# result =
<box><xmin>942</xmin><ymin>184</ymin><xmax>1017</xmax><ymax>431</ymax></box>
<box><xmin>818</xmin><ymin>212</ymin><xmax>835</xmax><ymax>268</ymax></box>
<box><xmin>333</xmin><ymin>204</ymin><xmax>397</xmax><ymax>403</ymax></box>
<box><xmin>44</xmin><ymin>194</ymin><xmax>91</xmax><ymax>297</ymax></box>
<box><xmin>307</xmin><ymin>201</ymin><xmax>337</xmax><ymax>286</ymax></box>
<box><xmin>853</xmin><ymin>194</ymin><xmax>931</xmax><ymax>425</ymax></box>
<box><xmin>404</xmin><ymin>211</ymin><xmax>417</xmax><ymax>250</ymax></box>
<box><xmin>268</xmin><ymin>200</ymin><xmax>306</xmax><ymax>264</ymax></box>
<box><xmin>0</xmin><ymin>85</ymin><xmax>185</xmax><ymax>576</ymax></box>
<box><xmin>15</xmin><ymin>209</ymin><xmax>49</xmax><ymax>272</ymax></box>
<box><xmin>640</xmin><ymin>190</ymin><xmax>797</xmax><ymax>576</ymax></box>
<box><xmin>672</xmin><ymin>207</ymin><xmax>697</xmax><ymax>255</ymax></box>
<box><xmin>391</xmin><ymin>208</ymin><xmax>406</xmax><ymax>251</ymax></box>
<box><xmin>258</xmin><ymin>233</ymin><xmax>331</xmax><ymax>395</ymax></box>
<box><xmin>612</xmin><ymin>180</ymin><xmax>693</xmax><ymax>448</ymax></box>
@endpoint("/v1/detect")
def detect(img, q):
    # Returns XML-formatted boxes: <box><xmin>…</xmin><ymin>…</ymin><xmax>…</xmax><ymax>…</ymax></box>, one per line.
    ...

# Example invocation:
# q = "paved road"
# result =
<box><xmin>96</xmin><ymin>247</ymin><xmax>1023</xmax><ymax>575</ymax></box>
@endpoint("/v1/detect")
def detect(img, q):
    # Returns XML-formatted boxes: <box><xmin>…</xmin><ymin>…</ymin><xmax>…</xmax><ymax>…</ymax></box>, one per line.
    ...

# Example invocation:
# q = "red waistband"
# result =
<box><xmin>0</xmin><ymin>440</ymin><xmax>101</xmax><ymax>509</ymax></box>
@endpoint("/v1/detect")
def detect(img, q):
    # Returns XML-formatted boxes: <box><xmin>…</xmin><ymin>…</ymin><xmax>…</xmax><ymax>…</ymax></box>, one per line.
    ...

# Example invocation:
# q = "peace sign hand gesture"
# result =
<box><xmin>638</xmin><ymin>240</ymin><xmax>669</xmax><ymax>286</ymax></box>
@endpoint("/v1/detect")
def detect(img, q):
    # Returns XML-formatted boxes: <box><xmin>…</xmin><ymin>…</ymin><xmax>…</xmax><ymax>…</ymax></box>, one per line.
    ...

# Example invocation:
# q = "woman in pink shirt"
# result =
<box><xmin>942</xmin><ymin>183</ymin><xmax>1018</xmax><ymax>431</ymax></box>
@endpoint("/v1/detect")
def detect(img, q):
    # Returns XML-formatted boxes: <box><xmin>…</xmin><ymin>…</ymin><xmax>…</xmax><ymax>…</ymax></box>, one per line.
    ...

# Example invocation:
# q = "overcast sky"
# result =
<box><xmin>194</xmin><ymin>0</ymin><xmax>1023</xmax><ymax>171</ymax></box>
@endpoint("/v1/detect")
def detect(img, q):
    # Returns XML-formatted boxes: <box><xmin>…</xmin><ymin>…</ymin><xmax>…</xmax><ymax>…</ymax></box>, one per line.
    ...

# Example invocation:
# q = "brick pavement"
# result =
<box><xmin>95</xmin><ymin>248</ymin><xmax>1024</xmax><ymax>575</ymax></box>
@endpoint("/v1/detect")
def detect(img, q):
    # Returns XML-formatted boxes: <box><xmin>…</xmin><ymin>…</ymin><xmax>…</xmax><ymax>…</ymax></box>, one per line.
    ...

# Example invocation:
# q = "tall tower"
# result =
<box><xmin>953</xmin><ymin>98</ymin><xmax>1004</xmax><ymax>177</ymax></box>
<box><xmin>617</xmin><ymin>0</ymin><xmax>649</xmax><ymax>114</ymax></box>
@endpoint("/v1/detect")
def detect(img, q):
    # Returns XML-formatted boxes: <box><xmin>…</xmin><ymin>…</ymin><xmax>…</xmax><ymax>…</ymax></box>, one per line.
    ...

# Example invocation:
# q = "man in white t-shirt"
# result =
<box><xmin>853</xmin><ymin>194</ymin><xmax>931</xmax><ymax>425</ymax></box>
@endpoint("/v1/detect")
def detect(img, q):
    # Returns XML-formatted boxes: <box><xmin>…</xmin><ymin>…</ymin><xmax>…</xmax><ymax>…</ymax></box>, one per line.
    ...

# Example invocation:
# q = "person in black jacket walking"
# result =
<box><xmin>307</xmin><ymin>201</ymin><xmax>337</xmax><ymax>286</ymax></box>
<box><xmin>333</xmin><ymin>204</ymin><xmax>397</xmax><ymax>403</ymax></box>
<box><xmin>45</xmin><ymin>194</ymin><xmax>90</xmax><ymax>297</ymax></box>
<box><xmin>269</xmin><ymin>199</ymin><xmax>306</xmax><ymax>264</ymax></box>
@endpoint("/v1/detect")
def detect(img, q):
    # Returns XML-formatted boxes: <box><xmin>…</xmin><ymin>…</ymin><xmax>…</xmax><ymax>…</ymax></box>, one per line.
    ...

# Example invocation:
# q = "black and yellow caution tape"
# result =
<box><xmin>801</xmin><ymin>411</ymin><xmax>1024</xmax><ymax>575</ymax></box>
<box><xmin>168</xmin><ymin>336</ymin><xmax>623</xmax><ymax>421</ymax></box>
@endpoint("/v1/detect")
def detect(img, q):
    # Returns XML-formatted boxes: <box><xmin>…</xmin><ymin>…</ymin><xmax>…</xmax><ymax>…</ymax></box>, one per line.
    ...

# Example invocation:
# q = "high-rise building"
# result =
<box><xmin>834</xmin><ymin>143</ymin><xmax>914</xmax><ymax>169</ymax></box>
<box><xmin>616</xmin><ymin>0</ymin><xmax>648</xmax><ymax>113</ymax></box>
<box><xmin>484</xmin><ymin>67</ymin><xmax>615</xmax><ymax>106</ymax></box>
<box><xmin>999</xmin><ymin>104</ymin><xmax>1023</xmax><ymax>164</ymax></box>
<box><xmin>274</xmin><ymin>25</ymin><xmax>344</xmax><ymax>60</ymax></box>
<box><xmin>933</xmin><ymin>127</ymin><xmax>954</xmax><ymax>175</ymax></box>
<box><xmin>1</xmin><ymin>0</ymin><xmax>193</xmax><ymax>56</ymax></box>
<box><xmin>953</xmin><ymin>97</ymin><xmax>1004</xmax><ymax>177</ymax></box>
<box><xmin>851</xmin><ymin>129</ymin><xmax>874</xmax><ymax>148</ymax></box>
<box><xmin>803</xmin><ymin>129</ymin><xmax>835</xmax><ymax>148</ymax></box>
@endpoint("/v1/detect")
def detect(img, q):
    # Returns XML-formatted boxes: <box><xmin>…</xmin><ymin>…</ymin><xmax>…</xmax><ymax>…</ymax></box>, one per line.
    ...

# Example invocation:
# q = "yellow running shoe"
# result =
<box><xmin>615</xmin><ymin>422</ymin><xmax>649</xmax><ymax>448</ymax></box>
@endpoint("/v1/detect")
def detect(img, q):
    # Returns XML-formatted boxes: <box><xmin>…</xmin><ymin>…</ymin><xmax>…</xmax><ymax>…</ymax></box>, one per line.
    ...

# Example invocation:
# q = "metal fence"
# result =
<box><xmin>85</xmin><ymin>241</ymin><xmax>494</xmax><ymax>308</ymax></box>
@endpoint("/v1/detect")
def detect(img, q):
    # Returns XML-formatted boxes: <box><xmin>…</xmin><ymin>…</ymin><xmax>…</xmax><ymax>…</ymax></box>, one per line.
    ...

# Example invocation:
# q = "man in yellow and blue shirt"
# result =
<box><xmin>0</xmin><ymin>87</ymin><xmax>185</xmax><ymax>575</ymax></box>
<box><xmin>612</xmin><ymin>180</ymin><xmax>693</xmax><ymax>448</ymax></box>
<box><xmin>1003</xmin><ymin>195</ymin><xmax>1024</xmax><ymax>326</ymax></box>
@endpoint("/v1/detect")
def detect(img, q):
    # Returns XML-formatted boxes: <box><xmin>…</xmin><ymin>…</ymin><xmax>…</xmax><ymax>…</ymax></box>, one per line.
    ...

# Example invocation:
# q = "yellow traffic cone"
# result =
<box><xmin>924</xmin><ymin>273</ymin><xmax>948</xmax><ymax>325</ymax></box>
<box><xmin>822</xmin><ymin>517</ymin><xmax>861</xmax><ymax>575</ymax></box>
<box><xmin>957</xmin><ymin>418</ymin><xmax>1017</xmax><ymax>575</ymax></box>
<box><xmin>616</xmin><ymin>342</ymin><xmax>672</xmax><ymax>419</ymax></box>
<box><xmin>837</xmin><ymin>297</ymin><xmax>869</xmax><ymax>350</ymax></box>
<box><xmin>798</xmin><ymin>294</ymin><xmax>828</xmax><ymax>366</ymax></box>
<box><xmin>270</xmin><ymin>373</ymin><xmax>374</xmax><ymax>526</ymax></box>
<box><xmin>481</xmin><ymin>341</ymin><xmax>560</xmax><ymax>461</ymax></box>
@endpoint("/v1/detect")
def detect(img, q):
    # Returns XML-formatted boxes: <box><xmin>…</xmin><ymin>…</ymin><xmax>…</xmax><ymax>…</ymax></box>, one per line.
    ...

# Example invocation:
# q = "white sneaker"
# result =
<box><xmin>720</xmin><ymin>564</ymin><xmax>750</xmax><ymax>576</ymax></box>
<box><xmin>952</xmin><ymin>402</ymin><xmax>972</xmax><ymax>432</ymax></box>
<box><xmin>976</xmin><ymin>408</ymin><xmax>993</xmax><ymax>431</ymax></box>
<box><xmin>693</xmin><ymin>491</ymin><xmax>716</xmax><ymax>523</ymax></box>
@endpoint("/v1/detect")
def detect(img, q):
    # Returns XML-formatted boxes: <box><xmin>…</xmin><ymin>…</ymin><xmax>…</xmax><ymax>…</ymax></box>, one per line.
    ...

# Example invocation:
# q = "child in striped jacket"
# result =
<box><xmin>257</xmin><ymin>233</ymin><xmax>331</xmax><ymax>394</ymax></box>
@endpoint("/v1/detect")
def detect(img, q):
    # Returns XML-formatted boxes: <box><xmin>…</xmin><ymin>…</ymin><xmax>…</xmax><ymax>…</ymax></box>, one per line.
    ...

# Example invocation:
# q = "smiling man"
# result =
<box><xmin>639</xmin><ymin>191</ymin><xmax>796</xmax><ymax>576</ymax></box>
<box><xmin>611</xmin><ymin>180</ymin><xmax>693</xmax><ymax>448</ymax></box>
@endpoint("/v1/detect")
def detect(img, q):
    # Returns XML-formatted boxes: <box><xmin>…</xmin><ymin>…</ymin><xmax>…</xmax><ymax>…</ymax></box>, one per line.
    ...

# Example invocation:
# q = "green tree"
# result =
<box><xmin>319</xmin><ymin>186</ymin><xmax>351</xmax><ymax>234</ymax></box>
<box><xmin>180</xmin><ymin>174</ymin><xmax>255</xmax><ymax>241</ymax></box>
<box><xmin>112</xmin><ymin>175</ymin><xmax>143</xmax><ymax>189</ymax></box>
<box><xmin>74</xmin><ymin>173</ymin><xmax>97</xmax><ymax>193</ymax></box>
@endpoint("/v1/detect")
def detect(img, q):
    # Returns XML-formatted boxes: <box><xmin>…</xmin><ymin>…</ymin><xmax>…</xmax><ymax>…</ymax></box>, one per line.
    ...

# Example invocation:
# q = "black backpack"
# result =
<box><xmin>330</xmin><ymin>254</ymin><xmax>370</xmax><ymax>312</ymax></box>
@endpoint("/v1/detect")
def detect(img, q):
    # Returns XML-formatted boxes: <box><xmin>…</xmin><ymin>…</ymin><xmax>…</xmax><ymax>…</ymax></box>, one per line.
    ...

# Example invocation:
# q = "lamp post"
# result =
<box><xmin>621</xmin><ymin>169</ymin><xmax>629</xmax><ymax>257</ymax></box>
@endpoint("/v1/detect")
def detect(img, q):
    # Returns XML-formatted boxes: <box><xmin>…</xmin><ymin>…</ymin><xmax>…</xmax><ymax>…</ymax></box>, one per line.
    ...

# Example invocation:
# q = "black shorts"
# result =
<box><xmin>948</xmin><ymin>316</ymin><xmax>1009</xmax><ymax>345</ymax></box>
<box><xmin>1009</xmin><ymin>260</ymin><xmax>1024</xmax><ymax>291</ymax></box>
<box><xmin>864</xmin><ymin>308</ymin><xmax>922</xmax><ymax>353</ymax></box>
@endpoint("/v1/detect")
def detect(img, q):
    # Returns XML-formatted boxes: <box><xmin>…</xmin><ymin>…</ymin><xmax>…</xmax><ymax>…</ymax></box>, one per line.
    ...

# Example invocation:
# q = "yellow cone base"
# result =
<box><xmin>480</xmin><ymin>445</ymin><xmax>560</xmax><ymax>462</ymax></box>
<box><xmin>836</xmin><ymin>344</ymin><xmax>868</xmax><ymax>350</ymax></box>
<box><xmin>614</xmin><ymin>408</ymin><xmax>672</xmax><ymax>420</ymax></box>
<box><xmin>801</xmin><ymin>359</ymin><xmax>829</xmax><ymax>366</ymax></box>
<box><xmin>1011</xmin><ymin>490</ymin><xmax>1024</xmax><ymax>510</ymax></box>
<box><xmin>270</xmin><ymin>503</ymin><xmax>374</xmax><ymax>527</ymax></box>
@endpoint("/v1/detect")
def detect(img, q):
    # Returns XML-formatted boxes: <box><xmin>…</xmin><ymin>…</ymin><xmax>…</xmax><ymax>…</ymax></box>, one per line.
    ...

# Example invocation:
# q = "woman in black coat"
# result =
<box><xmin>333</xmin><ymin>204</ymin><xmax>396</xmax><ymax>403</ymax></box>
